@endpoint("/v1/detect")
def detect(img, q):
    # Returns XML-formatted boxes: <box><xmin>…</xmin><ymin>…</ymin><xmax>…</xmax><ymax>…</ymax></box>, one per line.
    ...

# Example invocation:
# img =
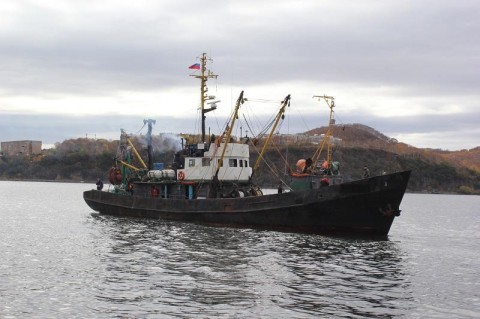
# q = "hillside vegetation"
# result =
<box><xmin>1</xmin><ymin>125</ymin><xmax>479</xmax><ymax>194</ymax></box>
<box><xmin>306</xmin><ymin>124</ymin><xmax>480</xmax><ymax>173</ymax></box>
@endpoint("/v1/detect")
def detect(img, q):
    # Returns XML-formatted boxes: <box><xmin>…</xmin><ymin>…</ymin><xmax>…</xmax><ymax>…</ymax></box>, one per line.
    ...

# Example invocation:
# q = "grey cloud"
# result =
<box><xmin>2</xmin><ymin>0</ymin><xmax>478</xmax><ymax>95</ymax></box>
<box><xmin>0</xmin><ymin>0</ymin><xmax>478</xmax><ymax>151</ymax></box>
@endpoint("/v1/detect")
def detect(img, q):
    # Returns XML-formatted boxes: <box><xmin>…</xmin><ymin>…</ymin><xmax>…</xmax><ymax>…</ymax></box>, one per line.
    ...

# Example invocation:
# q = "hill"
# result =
<box><xmin>306</xmin><ymin>124</ymin><xmax>480</xmax><ymax>172</ymax></box>
<box><xmin>430</xmin><ymin>147</ymin><xmax>480</xmax><ymax>173</ymax></box>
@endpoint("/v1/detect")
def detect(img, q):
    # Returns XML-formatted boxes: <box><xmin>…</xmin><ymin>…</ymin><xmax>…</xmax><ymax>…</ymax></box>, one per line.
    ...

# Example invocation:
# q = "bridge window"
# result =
<box><xmin>189</xmin><ymin>159</ymin><xmax>196</xmax><ymax>167</ymax></box>
<box><xmin>202</xmin><ymin>158</ymin><xmax>210</xmax><ymax>167</ymax></box>
<box><xmin>229</xmin><ymin>159</ymin><xmax>238</xmax><ymax>167</ymax></box>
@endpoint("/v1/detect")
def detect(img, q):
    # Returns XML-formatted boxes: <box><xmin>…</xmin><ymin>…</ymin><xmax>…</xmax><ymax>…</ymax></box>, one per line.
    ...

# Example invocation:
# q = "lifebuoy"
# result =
<box><xmin>178</xmin><ymin>171</ymin><xmax>185</xmax><ymax>180</ymax></box>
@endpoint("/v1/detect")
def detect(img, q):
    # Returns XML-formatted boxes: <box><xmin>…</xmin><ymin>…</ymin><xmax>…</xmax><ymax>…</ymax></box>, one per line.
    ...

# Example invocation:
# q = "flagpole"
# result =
<box><xmin>190</xmin><ymin>53</ymin><xmax>217</xmax><ymax>143</ymax></box>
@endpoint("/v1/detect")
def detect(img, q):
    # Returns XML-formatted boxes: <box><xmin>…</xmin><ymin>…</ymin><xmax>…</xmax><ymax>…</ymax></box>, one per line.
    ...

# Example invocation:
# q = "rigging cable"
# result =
<box><xmin>134</xmin><ymin>122</ymin><xmax>146</xmax><ymax>135</ymax></box>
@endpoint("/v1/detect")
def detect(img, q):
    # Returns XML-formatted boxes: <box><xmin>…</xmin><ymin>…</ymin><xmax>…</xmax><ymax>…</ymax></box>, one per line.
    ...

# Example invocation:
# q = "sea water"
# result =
<box><xmin>0</xmin><ymin>181</ymin><xmax>479</xmax><ymax>318</ymax></box>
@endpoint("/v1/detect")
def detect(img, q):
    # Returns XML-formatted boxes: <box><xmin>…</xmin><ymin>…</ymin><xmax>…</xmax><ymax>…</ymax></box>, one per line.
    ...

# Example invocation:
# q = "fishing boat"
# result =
<box><xmin>83</xmin><ymin>53</ymin><xmax>411</xmax><ymax>236</ymax></box>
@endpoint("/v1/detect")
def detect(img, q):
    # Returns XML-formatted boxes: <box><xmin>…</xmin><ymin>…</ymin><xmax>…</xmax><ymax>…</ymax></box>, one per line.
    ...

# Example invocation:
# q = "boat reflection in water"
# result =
<box><xmin>90</xmin><ymin>214</ymin><xmax>413</xmax><ymax>317</ymax></box>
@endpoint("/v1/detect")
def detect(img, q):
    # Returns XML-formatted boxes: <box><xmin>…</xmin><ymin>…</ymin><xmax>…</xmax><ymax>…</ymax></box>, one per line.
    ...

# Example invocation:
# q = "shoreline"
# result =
<box><xmin>1</xmin><ymin>178</ymin><xmax>477</xmax><ymax>195</ymax></box>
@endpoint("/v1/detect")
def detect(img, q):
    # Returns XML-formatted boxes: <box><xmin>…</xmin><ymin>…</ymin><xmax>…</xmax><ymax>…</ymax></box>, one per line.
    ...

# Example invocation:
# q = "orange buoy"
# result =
<box><xmin>108</xmin><ymin>167</ymin><xmax>122</xmax><ymax>185</ymax></box>
<box><xmin>178</xmin><ymin>171</ymin><xmax>185</xmax><ymax>180</ymax></box>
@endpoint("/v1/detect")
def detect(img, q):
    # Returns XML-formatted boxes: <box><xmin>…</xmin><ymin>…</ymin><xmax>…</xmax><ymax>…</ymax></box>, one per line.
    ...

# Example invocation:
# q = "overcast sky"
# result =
<box><xmin>1</xmin><ymin>0</ymin><xmax>478</xmax><ymax>151</ymax></box>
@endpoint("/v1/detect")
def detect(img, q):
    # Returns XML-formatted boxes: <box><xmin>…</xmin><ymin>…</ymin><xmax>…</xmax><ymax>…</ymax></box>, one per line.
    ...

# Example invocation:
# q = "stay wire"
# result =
<box><xmin>133</xmin><ymin>122</ymin><xmax>146</xmax><ymax>135</ymax></box>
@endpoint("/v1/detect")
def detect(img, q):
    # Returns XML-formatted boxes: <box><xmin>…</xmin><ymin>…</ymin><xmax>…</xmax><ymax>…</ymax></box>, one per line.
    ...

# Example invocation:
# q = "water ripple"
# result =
<box><xmin>1</xmin><ymin>182</ymin><xmax>479</xmax><ymax>318</ymax></box>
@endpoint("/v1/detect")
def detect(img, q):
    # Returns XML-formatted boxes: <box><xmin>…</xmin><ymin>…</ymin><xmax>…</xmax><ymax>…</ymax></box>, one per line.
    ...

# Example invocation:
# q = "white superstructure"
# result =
<box><xmin>177</xmin><ymin>142</ymin><xmax>252</xmax><ymax>182</ymax></box>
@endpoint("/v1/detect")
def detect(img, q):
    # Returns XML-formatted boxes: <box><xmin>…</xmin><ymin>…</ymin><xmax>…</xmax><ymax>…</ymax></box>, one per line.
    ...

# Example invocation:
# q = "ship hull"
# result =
<box><xmin>83</xmin><ymin>170</ymin><xmax>410</xmax><ymax>236</ymax></box>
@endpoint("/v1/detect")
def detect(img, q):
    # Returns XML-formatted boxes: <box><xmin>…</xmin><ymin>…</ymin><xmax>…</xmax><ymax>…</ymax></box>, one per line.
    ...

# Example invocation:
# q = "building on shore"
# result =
<box><xmin>1</xmin><ymin>140</ymin><xmax>42</xmax><ymax>156</ymax></box>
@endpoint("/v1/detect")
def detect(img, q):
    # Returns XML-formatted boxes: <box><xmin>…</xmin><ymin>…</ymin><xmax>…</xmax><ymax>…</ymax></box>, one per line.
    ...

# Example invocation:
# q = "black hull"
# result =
<box><xmin>83</xmin><ymin>171</ymin><xmax>410</xmax><ymax>236</ymax></box>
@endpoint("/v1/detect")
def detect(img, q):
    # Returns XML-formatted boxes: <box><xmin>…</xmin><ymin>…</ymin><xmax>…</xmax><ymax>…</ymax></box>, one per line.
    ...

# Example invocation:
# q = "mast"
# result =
<box><xmin>191</xmin><ymin>53</ymin><xmax>218</xmax><ymax>143</ymax></box>
<box><xmin>311</xmin><ymin>95</ymin><xmax>335</xmax><ymax>171</ymax></box>
<box><xmin>208</xmin><ymin>91</ymin><xmax>244</xmax><ymax>198</ymax></box>
<box><xmin>213</xmin><ymin>91</ymin><xmax>244</xmax><ymax>179</ymax></box>
<box><xmin>252</xmin><ymin>94</ymin><xmax>291</xmax><ymax>177</ymax></box>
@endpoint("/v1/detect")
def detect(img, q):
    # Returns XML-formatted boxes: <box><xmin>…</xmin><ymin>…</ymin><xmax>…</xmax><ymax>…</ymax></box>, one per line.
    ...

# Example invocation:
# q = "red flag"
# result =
<box><xmin>188</xmin><ymin>63</ymin><xmax>200</xmax><ymax>70</ymax></box>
